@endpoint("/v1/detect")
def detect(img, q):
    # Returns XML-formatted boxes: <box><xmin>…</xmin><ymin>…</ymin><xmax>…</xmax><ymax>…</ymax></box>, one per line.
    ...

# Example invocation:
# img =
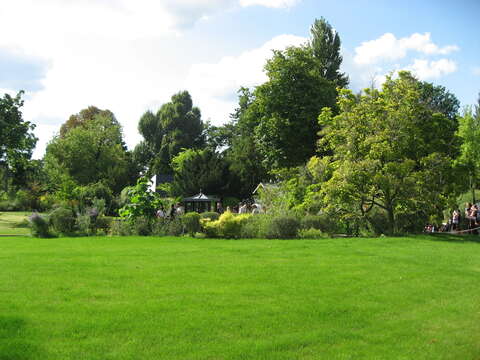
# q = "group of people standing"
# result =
<box><xmin>155</xmin><ymin>201</ymin><xmax>263</xmax><ymax>219</ymax></box>
<box><xmin>428</xmin><ymin>202</ymin><xmax>480</xmax><ymax>234</ymax></box>
<box><xmin>463</xmin><ymin>203</ymin><xmax>479</xmax><ymax>233</ymax></box>
<box><xmin>156</xmin><ymin>203</ymin><xmax>184</xmax><ymax>220</ymax></box>
<box><xmin>232</xmin><ymin>202</ymin><xmax>264</xmax><ymax>214</ymax></box>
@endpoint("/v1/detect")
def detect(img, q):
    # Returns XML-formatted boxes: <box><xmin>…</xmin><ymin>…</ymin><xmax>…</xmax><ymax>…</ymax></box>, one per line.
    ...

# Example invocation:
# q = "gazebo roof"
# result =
<box><xmin>183</xmin><ymin>192</ymin><xmax>219</xmax><ymax>202</ymax></box>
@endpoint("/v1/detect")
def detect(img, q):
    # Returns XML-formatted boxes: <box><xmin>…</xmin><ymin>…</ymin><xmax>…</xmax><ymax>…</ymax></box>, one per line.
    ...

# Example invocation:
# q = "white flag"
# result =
<box><xmin>148</xmin><ymin>175</ymin><xmax>157</xmax><ymax>193</ymax></box>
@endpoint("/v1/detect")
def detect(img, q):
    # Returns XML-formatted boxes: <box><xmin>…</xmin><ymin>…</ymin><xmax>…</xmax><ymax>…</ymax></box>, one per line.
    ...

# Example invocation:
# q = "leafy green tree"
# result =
<box><xmin>119</xmin><ymin>177</ymin><xmax>163</xmax><ymax>221</ymax></box>
<box><xmin>45</xmin><ymin>110</ymin><xmax>132</xmax><ymax>194</ymax></box>
<box><xmin>418</xmin><ymin>81</ymin><xmax>460</xmax><ymax>122</ymax></box>
<box><xmin>254</xmin><ymin>45</ymin><xmax>337</xmax><ymax>168</ymax></box>
<box><xmin>170</xmin><ymin>148</ymin><xmax>227</xmax><ymax>197</ymax></box>
<box><xmin>203</xmin><ymin>121</ymin><xmax>235</xmax><ymax>153</ymax></box>
<box><xmin>0</xmin><ymin>91</ymin><xmax>37</xmax><ymax>189</ymax></box>
<box><xmin>60</xmin><ymin>106</ymin><xmax>117</xmax><ymax>138</ymax></box>
<box><xmin>223</xmin><ymin>18</ymin><xmax>346</xmax><ymax>192</ymax></box>
<box><xmin>456</xmin><ymin>106</ymin><xmax>480</xmax><ymax>203</ymax></box>
<box><xmin>225</xmin><ymin>88</ymin><xmax>268</xmax><ymax>198</ymax></box>
<box><xmin>318</xmin><ymin>71</ymin><xmax>460</xmax><ymax>234</ymax></box>
<box><xmin>310</xmin><ymin>17</ymin><xmax>349</xmax><ymax>87</ymax></box>
<box><xmin>134</xmin><ymin>91</ymin><xmax>205</xmax><ymax>174</ymax></box>
<box><xmin>475</xmin><ymin>92</ymin><xmax>480</xmax><ymax>119</ymax></box>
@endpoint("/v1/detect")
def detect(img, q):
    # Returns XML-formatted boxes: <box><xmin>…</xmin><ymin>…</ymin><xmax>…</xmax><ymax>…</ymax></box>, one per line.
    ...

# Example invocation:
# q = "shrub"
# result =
<box><xmin>300</xmin><ymin>214</ymin><xmax>339</xmax><ymax>234</ymax></box>
<box><xmin>39</xmin><ymin>193</ymin><xmax>57</xmax><ymax>212</ymax></box>
<box><xmin>74</xmin><ymin>206</ymin><xmax>112</xmax><ymax>236</ymax></box>
<box><xmin>181</xmin><ymin>212</ymin><xmax>201</xmax><ymax>236</ymax></box>
<box><xmin>165</xmin><ymin>218</ymin><xmax>184</xmax><ymax>236</ymax></box>
<box><xmin>300</xmin><ymin>215</ymin><xmax>324</xmax><ymax>230</ymax></box>
<box><xmin>49</xmin><ymin>207</ymin><xmax>76</xmax><ymax>235</ymax></box>
<box><xmin>97</xmin><ymin>216</ymin><xmax>114</xmax><ymax>232</ymax></box>
<box><xmin>298</xmin><ymin>228</ymin><xmax>328</xmax><ymax>239</ymax></box>
<box><xmin>202</xmin><ymin>211</ymin><xmax>251</xmax><ymax>239</ymax></box>
<box><xmin>28</xmin><ymin>213</ymin><xmax>51</xmax><ymax>238</ymax></box>
<box><xmin>0</xmin><ymin>190</ymin><xmax>32</xmax><ymax>211</ymax></box>
<box><xmin>240</xmin><ymin>216</ymin><xmax>259</xmax><ymax>238</ymax></box>
<box><xmin>110</xmin><ymin>219</ymin><xmax>133</xmax><ymax>236</ymax></box>
<box><xmin>200</xmin><ymin>212</ymin><xmax>220</xmax><ymax>221</ymax></box>
<box><xmin>264</xmin><ymin>215</ymin><xmax>300</xmax><ymax>239</ymax></box>
<box><xmin>119</xmin><ymin>177</ymin><xmax>162</xmax><ymax>221</ymax></box>
<box><xmin>76</xmin><ymin>213</ymin><xmax>92</xmax><ymax>235</ymax></box>
<box><xmin>76</xmin><ymin>182</ymin><xmax>113</xmax><ymax>213</ymax></box>
<box><xmin>130</xmin><ymin>217</ymin><xmax>152</xmax><ymax>236</ymax></box>
<box><xmin>0</xmin><ymin>200</ymin><xmax>14</xmax><ymax>211</ymax></box>
<box><xmin>241</xmin><ymin>214</ymin><xmax>271</xmax><ymax>238</ymax></box>
<box><xmin>202</xmin><ymin>219</ymin><xmax>218</xmax><ymax>238</ymax></box>
<box><xmin>15</xmin><ymin>189</ymin><xmax>33</xmax><ymax>210</ymax></box>
<box><xmin>221</xmin><ymin>213</ymin><xmax>251</xmax><ymax>238</ymax></box>
<box><xmin>151</xmin><ymin>218</ymin><xmax>168</xmax><ymax>236</ymax></box>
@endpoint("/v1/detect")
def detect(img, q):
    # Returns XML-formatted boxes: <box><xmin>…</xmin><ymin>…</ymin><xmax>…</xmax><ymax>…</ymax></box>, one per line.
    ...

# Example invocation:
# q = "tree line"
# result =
<box><xmin>1</xmin><ymin>17</ymin><xmax>479</xmax><ymax>234</ymax></box>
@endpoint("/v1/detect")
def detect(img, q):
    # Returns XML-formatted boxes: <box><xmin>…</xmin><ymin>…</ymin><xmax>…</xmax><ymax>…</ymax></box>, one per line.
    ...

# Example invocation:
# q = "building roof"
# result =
<box><xmin>183</xmin><ymin>192</ymin><xmax>219</xmax><ymax>202</ymax></box>
<box><xmin>252</xmin><ymin>182</ymin><xmax>279</xmax><ymax>195</ymax></box>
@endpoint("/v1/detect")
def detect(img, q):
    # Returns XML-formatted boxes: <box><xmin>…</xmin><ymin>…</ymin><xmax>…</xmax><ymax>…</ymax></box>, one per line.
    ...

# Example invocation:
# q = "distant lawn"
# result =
<box><xmin>0</xmin><ymin>211</ymin><xmax>31</xmax><ymax>235</ymax></box>
<box><xmin>1</xmin><ymin>235</ymin><xmax>479</xmax><ymax>359</ymax></box>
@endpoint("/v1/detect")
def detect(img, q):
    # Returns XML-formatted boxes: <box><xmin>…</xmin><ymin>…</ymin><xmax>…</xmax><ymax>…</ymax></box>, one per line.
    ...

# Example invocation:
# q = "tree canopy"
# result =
<box><xmin>170</xmin><ymin>148</ymin><xmax>227</xmax><ymax>197</ymax></box>
<box><xmin>134</xmin><ymin>91</ymin><xmax>205</xmax><ymax>175</ymax></box>
<box><xmin>0</xmin><ymin>91</ymin><xmax>37</xmax><ymax>187</ymax></box>
<box><xmin>456</xmin><ymin>106</ymin><xmax>480</xmax><ymax>203</ymax></box>
<box><xmin>310</xmin><ymin>17</ymin><xmax>349</xmax><ymax>87</ymax></box>
<box><xmin>60</xmin><ymin>106</ymin><xmax>118</xmax><ymax>138</ymax></box>
<box><xmin>253</xmin><ymin>45</ymin><xmax>338</xmax><ymax>169</ymax></box>
<box><xmin>45</xmin><ymin>108</ymin><xmax>133</xmax><ymax>194</ymax></box>
<box><xmin>317</xmin><ymin>71</ymin><xmax>460</xmax><ymax>234</ymax></box>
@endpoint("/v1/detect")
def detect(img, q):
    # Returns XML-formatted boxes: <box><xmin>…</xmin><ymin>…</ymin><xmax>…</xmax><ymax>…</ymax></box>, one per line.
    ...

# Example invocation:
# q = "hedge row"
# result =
<box><xmin>29</xmin><ymin>209</ymin><xmax>335</xmax><ymax>239</ymax></box>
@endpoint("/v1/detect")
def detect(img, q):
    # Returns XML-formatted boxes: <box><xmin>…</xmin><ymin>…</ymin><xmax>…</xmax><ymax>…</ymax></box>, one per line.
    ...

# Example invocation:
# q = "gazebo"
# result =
<box><xmin>183</xmin><ymin>192</ymin><xmax>220</xmax><ymax>213</ymax></box>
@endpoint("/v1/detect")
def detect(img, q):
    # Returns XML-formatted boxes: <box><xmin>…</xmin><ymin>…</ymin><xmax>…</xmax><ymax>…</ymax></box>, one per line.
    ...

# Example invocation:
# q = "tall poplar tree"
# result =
<box><xmin>310</xmin><ymin>17</ymin><xmax>349</xmax><ymax>88</ymax></box>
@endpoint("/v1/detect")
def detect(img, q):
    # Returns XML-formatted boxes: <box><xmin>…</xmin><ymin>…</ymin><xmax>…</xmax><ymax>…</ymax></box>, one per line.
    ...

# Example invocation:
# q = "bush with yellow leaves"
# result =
<box><xmin>202</xmin><ymin>211</ymin><xmax>252</xmax><ymax>238</ymax></box>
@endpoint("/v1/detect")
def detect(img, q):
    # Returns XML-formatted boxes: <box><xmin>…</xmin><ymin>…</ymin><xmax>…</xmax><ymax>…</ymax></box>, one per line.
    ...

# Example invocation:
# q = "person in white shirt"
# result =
<box><xmin>176</xmin><ymin>203</ymin><xmax>185</xmax><ymax>216</ymax></box>
<box><xmin>238</xmin><ymin>203</ymin><xmax>247</xmax><ymax>214</ymax></box>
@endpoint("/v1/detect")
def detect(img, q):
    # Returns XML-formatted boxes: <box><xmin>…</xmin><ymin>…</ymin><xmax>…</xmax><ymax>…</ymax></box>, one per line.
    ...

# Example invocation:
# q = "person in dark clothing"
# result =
<box><xmin>169</xmin><ymin>204</ymin><xmax>176</xmax><ymax>219</ymax></box>
<box><xmin>467</xmin><ymin>204</ymin><xmax>478</xmax><ymax>234</ymax></box>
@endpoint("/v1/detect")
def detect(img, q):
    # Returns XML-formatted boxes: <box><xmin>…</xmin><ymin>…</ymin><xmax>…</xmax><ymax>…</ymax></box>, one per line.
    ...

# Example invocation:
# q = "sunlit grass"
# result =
<box><xmin>1</xmin><ymin>235</ymin><xmax>479</xmax><ymax>359</ymax></box>
<box><xmin>0</xmin><ymin>211</ymin><xmax>31</xmax><ymax>235</ymax></box>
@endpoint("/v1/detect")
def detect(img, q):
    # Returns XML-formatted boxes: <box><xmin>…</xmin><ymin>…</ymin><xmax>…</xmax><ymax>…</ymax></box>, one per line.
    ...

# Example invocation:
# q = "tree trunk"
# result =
<box><xmin>471</xmin><ymin>173</ymin><xmax>476</xmax><ymax>204</ymax></box>
<box><xmin>2</xmin><ymin>163</ymin><xmax>8</xmax><ymax>193</ymax></box>
<box><xmin>387</xmin><ymin>206</ymin><xmax>395</xmax><ymax>235</ymax></box>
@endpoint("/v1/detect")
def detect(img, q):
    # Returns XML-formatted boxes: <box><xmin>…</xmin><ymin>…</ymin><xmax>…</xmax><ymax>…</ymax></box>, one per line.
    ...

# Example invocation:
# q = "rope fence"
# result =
<box><xmin>448</xmin><ymin>226</ymin><xmax>480</xmax><ymax>234</ymax></box>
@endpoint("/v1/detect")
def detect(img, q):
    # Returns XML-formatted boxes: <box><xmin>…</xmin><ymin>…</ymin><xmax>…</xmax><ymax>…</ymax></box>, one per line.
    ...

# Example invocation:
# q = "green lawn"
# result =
<box><xmin>0</xmin><ymin>211</ymin><xmax>31</xmax><ymax>236</ymax></box>
<box><xmin>1</xmin><ymin>235</ymin><xmax>479</xmax><ymax>360</ymax></box>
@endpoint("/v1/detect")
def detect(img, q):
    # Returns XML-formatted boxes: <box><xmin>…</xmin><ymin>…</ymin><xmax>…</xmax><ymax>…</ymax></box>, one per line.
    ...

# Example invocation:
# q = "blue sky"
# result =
<box><xmin>0</xmin><ymin>0</ymin><xmax>478</xmax><ymax>158</ymax></box>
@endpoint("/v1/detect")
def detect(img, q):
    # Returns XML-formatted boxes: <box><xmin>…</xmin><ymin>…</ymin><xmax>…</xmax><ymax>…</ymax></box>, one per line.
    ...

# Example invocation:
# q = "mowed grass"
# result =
<box><xmin>1</xmin><ymin>235</ymin><xmax>480</xmax><ymax>360</ymax></box>
<box><xmin>0</xmin><ymin>212</ymin><xmax>31</xmax><ymax>236</ymax></box>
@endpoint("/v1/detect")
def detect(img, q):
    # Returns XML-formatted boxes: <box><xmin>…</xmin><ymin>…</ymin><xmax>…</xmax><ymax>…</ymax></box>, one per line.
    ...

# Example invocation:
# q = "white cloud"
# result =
<box><xmin>354</xmin><ymin>32</ymin><xmax>459</xmax><ymax>65</ymax></box>
<box><xmin>186</xmin><ymin>34</ymin><xmax>307</xmax><ymax>124</ymax></box>
<box><xmin>0</xmin><ymin>1</ymin><xmax>305</xmax><ymax>159</ymax></box>
<box><xmin>406</xmin><ymin>58</ymin><xmax>457</xmax><ymax>80</ymax></box>
<box><xmin>32</xmin><ymin>124</ymin><xmax>60</xmax><ymax>158</ymax></box>
<box><xmin>473</xmin><ymin>67</ymin><xmax>480</xmax><ymax>76</ymax></box>
<box><xmin>240</xmin><ymin>0</ymin><xmax>300</xmax><ymax>8</ymax></box>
